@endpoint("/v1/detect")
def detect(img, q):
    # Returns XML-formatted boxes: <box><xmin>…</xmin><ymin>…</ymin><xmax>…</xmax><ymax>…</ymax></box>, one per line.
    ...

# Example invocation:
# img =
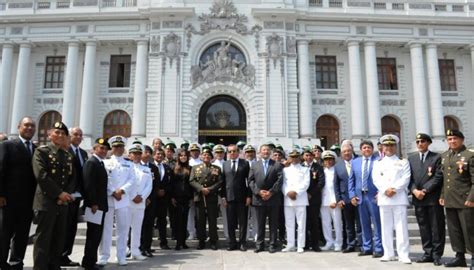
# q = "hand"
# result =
<box><xmin>384</xmin><ymin>188</ymin><xmax>396</xmax><ymax>198</ymax></box>
<box><xmin>158</xmin><ymin>189</ymin><xmax>166</xmax><ymax>197</ymax></box>
<box><xmin>263</xmin><ymin>191</ymin><xmax>273</xmax><ymax>201</ymax></box>
<box><xmin>0</xmin><ymin>197</ymin><xmax>6</xmax><ymax>208</ymax></box>
<box><xmin>221</xmin><ymin>198</ymin><xmax>228</xmax><ymax>208</ymax></box>
<box><xmin>132</xmin><ymin>195</ymin><xmax>143</xmax><ymax>204</ymax></box>
<box><xmin>413</xmin><ymin>189</ymin><xmax>425</xmax><ymax>200</ymax></box>
<box><xmin>91</xmin><ymin>205</ymin><xmax>98</xmax><ymax>214</ymax></box>
<box><xmin>201</xmin><ymin>188</ymin><xmax>210</xmax><ymax>196</ymax></box>
<box><xmin>58</xmin><ymin>192</ymin><xmax>73</xmax><ymax>202</ymax></box>
<box><xmin>439</xmin><ymin>198</ymin><xmax>445</xmax><ymax>206</ymax></box>
<box><xmin>351</xmin><ymin>197</ymin><xmax>359</xmax><ymax>206</ymax></box>
<box><xmin>259</xmin><ymin>190</ymin><xmax>268</xmax><ymax>198</ymax></box>
<box><xmin>465</xmin><ymin>201</ymin><xmax>474</xmax><ymax>208</ymax></box>
<box><xmin>287</xmin><ymin>191</ymin><xmax>297</xmax><ymax>200</ymax></box>
<box><xmin>245</xmin><ymin>197</ymin><xmax>251</xmax><ymax>206</ymax></box>
<box><xmin>337</xmin><ymin>200</ymin><xmax>345</xmax><ymax>209</ymax></box>
<box><xmin>329</xmin><ymin>202</ymin><xmax>337</xmax><ymax>209</ymax></box>
<box><xmin>171</xmin><ymin>198</ymin><xmax>177</xmax><ymax>207</ymax></box>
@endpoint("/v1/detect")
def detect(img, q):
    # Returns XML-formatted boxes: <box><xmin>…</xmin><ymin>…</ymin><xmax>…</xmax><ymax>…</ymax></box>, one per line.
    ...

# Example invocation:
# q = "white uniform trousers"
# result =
<box><xmin>320</xmin><ymin>206</ymin><xmax>343</xmax><ymax>249</ymax></box>
<box><xmin>246</xmin><ymin>206</ymin><xmax>258</xmax><ymax>241</ymax></box>
<box><xmin>99</xmin><ymin>207</ymin><xmax>130</xmax><ymax>262</ymax></box>
<box><xmin>284</xmin><ymin>206</ymin><xmax>307</xmax><ymax>249</ymax></box>
<box><xmin>128</xmin><ymin>208</ymin><xmax>145</xmax><ymax>257</ymax></box>
<box><xmin>187</xmin><ymin>202</ymin><xmax>196</xmax><ymax>238</ymax></box>
<box><xmin>379</xmin><ymin>205</ymin><xmax>410</xmax><ymax>260</ymax></box>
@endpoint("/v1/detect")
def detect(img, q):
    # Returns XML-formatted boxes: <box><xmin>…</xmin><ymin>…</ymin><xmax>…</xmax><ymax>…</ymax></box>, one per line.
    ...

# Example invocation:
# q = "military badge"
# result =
<box><xmin>52</xmin><ymin>169</ymin><xmax>56</xmax><ymax>174</ymax></box>
<box><xmin>457</xmin><ymin>157</ymin><xmax>465</xmax><ymax>174</ymax></box>
<box><xmin>312</xmin><ymin>171</ymin><xmax>317</xmax><ymax>179</ymax></box>
<box><xmin>211</xmin><ymin>168</ymin><xmax>219</xmax><ymax>176</ymax></box>
<box><xmin>427</xmin><ymin>166</ymin><xmax>432</xmax><ymax>177</ymax></box>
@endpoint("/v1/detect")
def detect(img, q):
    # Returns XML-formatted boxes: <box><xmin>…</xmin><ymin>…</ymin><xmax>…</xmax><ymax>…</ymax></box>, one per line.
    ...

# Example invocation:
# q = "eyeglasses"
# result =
<box><xmin>416</xmin><ymin>140</ymin><xmax>427</xmax><ymax>144</ymax></box>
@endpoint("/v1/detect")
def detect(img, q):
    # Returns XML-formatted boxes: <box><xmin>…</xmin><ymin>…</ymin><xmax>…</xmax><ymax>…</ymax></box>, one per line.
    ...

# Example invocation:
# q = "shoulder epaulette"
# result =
<box><xmin>469</xmin><ymin>149</ymin><xmax>474</xmax><ymax>153</ymax></box>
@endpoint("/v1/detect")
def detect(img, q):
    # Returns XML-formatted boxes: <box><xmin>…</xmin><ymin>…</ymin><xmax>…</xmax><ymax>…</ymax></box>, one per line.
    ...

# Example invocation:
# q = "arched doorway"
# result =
<box><xmin>316</xmin><ymin>115</ymin><xmax>340</xmax><ymax>150</ymax></box>
<box><xmin>38</xmin><ymin>110</ymin><xmax>62</xmax><ymax>145</ymax></box>
<box><xmin>444</xmin><ymin>115</ymin><xmax>460</xmax><ymax>132</ymax></box>
<box><xmin>198</xmin><ymin>95</ymin><xmax>246</xmax><ymax>145</ymax></box>
<box><xmin>381</xmin><ymin>115</ymin><xmax>402</xmax><ymax>155</ymax></box>
<box><xmin>103</xmin><ymin>110</ymin><xmax>131</xmax><ymax>139</ymax></box>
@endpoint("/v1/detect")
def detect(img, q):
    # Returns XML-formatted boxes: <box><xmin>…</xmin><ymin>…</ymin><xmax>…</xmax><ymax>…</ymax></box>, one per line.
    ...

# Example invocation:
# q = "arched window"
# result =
<box><xmin>103</xmin><ymin>110</ymin><xmax>131</xmax><ymax>139</ymax></box>
<box><xmin>38</xmin><ymin>110</ymin><xmax>62</xmax><ymax>145</ymax></box>
<box><xmin>316</xmin><ymin>115</ymin><xmax>340</xmax><ymax>150</ymax></box>
<box><xmin>381</xmin><ymin>115</ymin><xmax>402</xmax><ymax>155</ymax></box>
<box><xmin>444</xmin><ymin>116</ymin><xmax>460</xmax><ymax>132</ymax></box>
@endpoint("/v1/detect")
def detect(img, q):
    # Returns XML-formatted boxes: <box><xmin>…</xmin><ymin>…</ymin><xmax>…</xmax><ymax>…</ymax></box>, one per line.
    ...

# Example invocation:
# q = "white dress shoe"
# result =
<box><xmin>282</xmin><ymin>246</ymin><xmax>296</xmax><ymax>252</ymax></box>
<box><xmin>97</xmin><ymin>260</ymin><xmax>107</xmax><ymax>266</ymax></box>
<box><xmin>320</xmin><ymin>244</ymin><xmax>333</xmax><ymax>251</ymax></box>
<box><xmin>297</xmin><ymin>248</ymin><xmax>304</xmax><ymax>253</ymax></box>
<box><xmin>399</xmin><ymin>257</ymin><xmax>412</xmax><ymax>264</ymax></box>
<box><xmin>132</xmin><ymin>254</ymin><xmax>147</xmax><ymax>261</ymax></box>
<box><xmin>334</xmin><ymin>246</ymin><xmax>342</xmax><ymax>252</ymax></box>
<box><xmin>380</xmin><ymin>256</ymin><xmax>396</xmax><ymax>262</ymax></box>
<box><xmin>118</xmin><ymin>259</ymin><xmax>128</xmax><ymax>266</ymax></box>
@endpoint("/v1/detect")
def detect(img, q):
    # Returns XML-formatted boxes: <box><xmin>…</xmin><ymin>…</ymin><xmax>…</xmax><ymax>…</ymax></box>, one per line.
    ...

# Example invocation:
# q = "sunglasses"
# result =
<box><xmin>416</xmin><ymin>140</ymin><xmax>427</xmax><ymax>144</ymax></box>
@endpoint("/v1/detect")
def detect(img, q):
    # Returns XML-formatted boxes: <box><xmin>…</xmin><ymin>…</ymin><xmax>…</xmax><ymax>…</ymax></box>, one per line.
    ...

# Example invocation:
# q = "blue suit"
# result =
<box><xmin>348</xmin><ymin>155</ymin><xmax>383</xmax><ymax>254</ymax></box>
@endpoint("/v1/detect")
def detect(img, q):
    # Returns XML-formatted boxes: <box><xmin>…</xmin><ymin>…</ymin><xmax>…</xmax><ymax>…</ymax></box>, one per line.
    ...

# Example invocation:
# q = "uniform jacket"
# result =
<box><xmin>282</xmin><ymin>163</ymin><xmax>310</xmax><ymax>207</ymax></box>
<box><xmin>83</xmin><ymin>155</ymin><xmax>108</xmax><ymax>211</ymax></box>
<box><xmin>322</xmin><ymin>166</ymin><xmax>337</xmax><ymax>206</ymax></box>
<box><xmin>104</xmin><ymin>155</ymin><xmax>136</xmax><ymax>209</ymax></box>
<box><xmin>305</xmin><ymin>161</ymin><xmax>325</xmax><ymax>206</ymax></box>
<box><xmin>189</xmin><ymin>163</ymin><xmax>223</xmax><ymax>203</ymax></box>
<box><xmin>129</xmin><ymin>163</ymin><xmax>153</xmax><ymax>209</ymax></box>
<box><xmin>408</xmin><ymin>151</ymin><xmax>443</xmax><ymax>206</ymax></box>
<box><xmin>248</xmin><ymin>159</ymin><xmax>283</xmax><ymax>206</ymax></box>
<box><xmin>220</xmin><ymin>158</ymin><xmax>251</xmax><ymax>203</ymax></box>
<box><xmin>372</xmin><ymin>155</ymin><xmax>411</xmax><ymax>206</ymax></box>
<box><xmin>348</xmin><ymin>155</ymin><xmax>378</xmax><ymax>204</ymax></box>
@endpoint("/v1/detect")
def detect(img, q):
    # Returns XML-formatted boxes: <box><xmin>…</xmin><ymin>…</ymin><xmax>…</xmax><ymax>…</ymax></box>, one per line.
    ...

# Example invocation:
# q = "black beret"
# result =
<box><xmin>52</xmin><ymin>121</ymin><xmax>69</xmax><ymax>136</ymax></box>
<box><xmin>446</xmin><ymin>129</ymin><xmax>464</xmax><ymax>139</ymax></box>
<box><xmin>94</xmin><ymin>137</ymin><xmax>110</xmax><ymax>150</ymax></box>
<box><xmin>416</xmin><ymin>133</ymin><xmax>432</xmax><ymax>143</ymax></box>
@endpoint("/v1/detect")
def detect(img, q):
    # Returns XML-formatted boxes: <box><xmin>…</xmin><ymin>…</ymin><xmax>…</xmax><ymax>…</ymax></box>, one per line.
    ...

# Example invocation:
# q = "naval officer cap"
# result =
<box><xmin>213</xmin><ymin>144</ymin><xmax>225</xmax><ymax>153</ymax></box>
<box><xmin>288</xmin><ymin>148</ymin><xmax>302</xmax><ymax>158</ymax></box>
<box><xmin>108</xmin><ymin>135</ymin><xmax>127</xmax><ymax>147</ymax></box>
<box><xmin>416</xmin><ymin>133</ymin><xmax>432</xmax><ymax>143</ymax></box>
<box><xmin>52</xmin><ymin>121</ymin><xmax>69</xmax><ymax>136</ymax></box>
<box><xmin>94</xmin><ymin>137</ymin><xmax>110</xmax><ymax>150</ymax></box>
<box><xmin>312</xmin><ymin>144</ymin><xmax>323</xmax><ymax>152</ymax></box>
<box><xmin>236</xmin><ymin>140</ymin><xmax>246</xmax><ymax>149</ymax></box>
<box><xmin>446</xmin><ymin>129</ymin><xmax>464</xmax><ymax>139</ymax></box>
<box><xmin>322</xmin><ymin>150</ymin><xmax>337</xmax><ymax>160</ymax></box>
<box><xmin>128</xmin><ymin>143</ymin><xmax>144</xmax><ymax>154</ymax></box>
<box><xmin>380</xmin><ymin>134</ymin><xmax>399</xmax><ymax>145</ymax></box>
<box><xmin>188</xmin><ymin>143</ymin><xmax>201</xmax><ymax>152</ymax></box>
<box><xmin>243</xmin><ymin>144</ymin><xmax>256</xmax><ymax>153</ymax></box>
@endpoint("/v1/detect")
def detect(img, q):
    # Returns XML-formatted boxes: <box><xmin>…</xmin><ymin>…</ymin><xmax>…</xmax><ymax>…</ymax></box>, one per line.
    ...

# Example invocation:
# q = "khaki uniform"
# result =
<box><xmin>439</xmin><ymin>145</ymin><xmax>474</xmax><ymax>255</ymax></box>
<box><xmin>32</xmin><ymin>144</ymin><xmax>75</xmax><ymax>270</ymax></box>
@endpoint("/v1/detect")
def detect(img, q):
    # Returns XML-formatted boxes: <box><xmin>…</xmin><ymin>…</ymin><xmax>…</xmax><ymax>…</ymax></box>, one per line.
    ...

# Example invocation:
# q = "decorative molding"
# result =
<box><xmin>264</xmin><ymin>21</ymin><xmax>284</xmax><ymax>29</ymax></box>
<box><xmin>443</xmin><ymin>100</ymin><xmax>465</xmax><ymax>107</ymax></box>
<box><xmin>76</xmin><ymin>25</ymin><xmax>89</xmax><ymax>33</ymax></box>
<box><xmin>150</xmin><ymin>35</ymin><xmax>160</xmax><ymax>54</ymax></box>
<box><xmin>162</xmin><ymin>21</ymin><xmax>183</xmax><ymax>29</ymax></box>
<box><xmin>314</xmin><ymin>98</ymin><xmax>346</xmax><ymax>105</ymax></box>
<box><xmin>151</xmin><ymin>22</ymin><xmax>161</xmax><ymax>30</ymax></box>
<box><xmin>266</xmin><ymin>33</ymin><xmax>283</xmax><ymax>68</ymax></box>
<box><xmin>286</xmin><ymin>36</ymin><xmax>296</xmax><ymax>56</ymax></box>
<box><xmin>162</xmin><ymin>32</ymin><xmax>181</xmax><ymax>67</ymax></box>
<box><xmin>381</xmin><ymin>99</ymin><xmax>406</xmax><ymax>106</ymax></box>
<box><xmin>285</xmin><ymin>23</ymin><xmax>295</xmax><ymax>31</ymax></box>
<box><xmin>10</xmin><ymin>27</ymin><xmax>23</xmax><ymax>35</ymax></box>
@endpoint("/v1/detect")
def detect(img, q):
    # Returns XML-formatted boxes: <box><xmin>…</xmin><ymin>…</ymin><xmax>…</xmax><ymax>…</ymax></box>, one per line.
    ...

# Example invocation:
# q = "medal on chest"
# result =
<box><xmin>457</xmin><ymin>157</ymin><xmax>466</xmax><ymax>174</ymax></box>
<box><xmin>427</xmin><ymin>166</ymin><xmax>432</xmax><ymax>177</ymax></box>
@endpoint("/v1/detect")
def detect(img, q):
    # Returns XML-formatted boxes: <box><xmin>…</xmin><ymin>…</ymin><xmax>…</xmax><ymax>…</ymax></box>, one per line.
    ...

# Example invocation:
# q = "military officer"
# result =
<box><xmin>32</xmin><ymin>122</ymin><xmax>75</xmax><ymax>270</ymax></box>
<box><xmin>164</xmin><ymin>140</ymin><xmax>177</xmax><ymax>169</ymax></box>
<box><xmin>438</xmin><ymin>129</ymin><xmax>474</xmax><ymax>268</ymax></box>
<box><xmin>190</xmin><ymin>148</ymin><xmax>223</xmax><ymax>250</ymax></box>
<box><xmin>187</xmin><ymin>143</ymin><xmax>201</xmax><ymax>240</ymax></box>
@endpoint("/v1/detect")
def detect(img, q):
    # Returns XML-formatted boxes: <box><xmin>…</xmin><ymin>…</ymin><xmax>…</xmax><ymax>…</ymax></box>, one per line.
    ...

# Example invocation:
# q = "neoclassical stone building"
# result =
<box><xmin>0</xmin><ymin>0</ymin><xmax>473</xmax><ymax>154</ymax></box>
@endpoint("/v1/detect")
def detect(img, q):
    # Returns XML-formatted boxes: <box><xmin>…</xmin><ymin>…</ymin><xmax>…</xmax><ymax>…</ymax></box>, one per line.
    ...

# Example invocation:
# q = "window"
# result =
<box><xmin>44</xmin><ymin>56</ymin><xmax>65</xmax><ymax>89</ymax></box>
<box><xmin>377</xmin><ymin>58</ymin><xmax>398</xmax><ymax>90</ymax></box>
<box><xmin>109</xmin><ymin>55</ymin><xmax>131</xmax><ymax>88</ymax></box>
<box><xmin>439</xmin><ymin>59</ymin><xmax>456</xmax><ymax>91</ymax></box>
<box><xmin>315</xmin><ymin>56</ymin><xmax>338</xmax><ymax>89</ymax></box>
<box><xmin>381</xmin><ymin>115</ymin><xmax>402</xmax><ymax>155</ymax></box>
<box><xmin>316</xmin><ymin>115</ymin><xmax>340</xmax><ymax>150</ymax></box>
<box><xmin>103</xmin><ymin>110</ymin><xmax>131</xmax><ymax>139</ymax></box>
<box><xmin>38</xmin><ymin>111</ymin><xmax>62</xmax><ymax>145</ymax></box>
<box><xmin>444</xmin><ymin>116</ymin><xmax>460</xmax><ymax>132</ymax></box>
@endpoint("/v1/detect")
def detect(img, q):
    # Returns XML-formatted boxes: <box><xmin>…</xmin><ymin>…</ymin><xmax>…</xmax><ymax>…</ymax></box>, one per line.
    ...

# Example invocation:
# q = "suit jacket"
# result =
<box><xmin>348</xmin><ymin>155</ymin><xmax>378</xmax><ymax>204</ymax></box>
<box><xmin>0</xmin><ymin>138</ymin><xmax>37</xmax><ymax>208</ymax></box>
<box><xmin>306</xmin><ymin>161</ymin><xmax>325</xmax><ymax>206</ymax></box>
<box><xmin>143</xmin><ymin>161</ymin><xmax>159</xmax><ymax>201</ymax></box>
<box><xmin>68</xmin><ymin>146</ymin><xmax>88</xmax><ymax>195</ymax></box>
<box><xmin>154</xmin><ymin>161</ymin><xmax>173</xmax><ymax>200</ymax></box>
<box><xmin>334</xmin><ymin>159</ymin><xmax>352</xmax><ymax>203</ymax></box>
<box><xmin>82</xmin><ymin>155</ymin><xmax>108</xmax><ymax>211</ymax></box>
<box><xmin>248</xmin><ymin>159</ymin><xmax>283</xmax><ymax>206</ymax></box>
<box><xmin>220</xmin><ymin>159</ymin><xmax>251</xmax><ymax>203</ymax></box>
<box><xmin>408</xmin><ymin>151</ymin><xmax>442</xmax><ymax>206</ymax></box>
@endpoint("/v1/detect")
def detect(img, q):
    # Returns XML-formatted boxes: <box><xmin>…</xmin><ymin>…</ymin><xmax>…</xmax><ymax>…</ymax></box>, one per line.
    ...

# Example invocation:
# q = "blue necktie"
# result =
<box><xmin>362</xmin><ymin>158</ymin><xmax>369</xmax><ymax>191</ymax></box>
<box><xmin>263</xmin><ymin>160</ymin><xmax>268</xmax><ymax>175</ymax></box>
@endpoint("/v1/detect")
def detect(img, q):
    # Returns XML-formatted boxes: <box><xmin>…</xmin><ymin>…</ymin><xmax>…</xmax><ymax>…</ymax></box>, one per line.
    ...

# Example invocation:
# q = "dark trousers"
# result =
<box><xmin>33</xmin><ymin>207</ymin><xmax>68</xmax><ymax>270</ymax></box>
<box><xmin>255</xmin><ymin>205</ymin><xmax>279</xmax><ymax>248</ymax></box>
<box><xmin>0</xmin><ymin>204</ymin><xmax>33</xmax><ymax>269</ymax></box>
<box><xmin>446</xmin><ymin>207</ymin><xmax>474</xmax><ymax>256</ymax></box>
<box><xmin>226</xmin><ymin>201</ymin><xmax>248</xmax><ymax>247</ymax></box>
<box><xmin>168</xmin><ymin>203</ymin><xmax>176</xmax><ymax>239</ymax></box>
<box><xmin>306</xmin><ymin>204</ymin><xmax>322</xmax><ymax>249</ymax></box>
<box><xmin>415</xmin><ymin>204</ymin><xmax>445</xmax><ymax>259</ymax></box>
<box><xmin>196</xmin><ymin>200</ymin><xmax>218</xmax><ymax>244</ymax></box>
<box><xmin>342</xmin><ymin>203</ymin><xmax>362</xmax><ymax>248</ymax></box>
<box><xmin>140</xmin><ymin>199</ymin><xmax>157</xmax><ymax>251</ymax></box>
<box><xmin>174</xmin><ymin>202</ymin><xmax>190</xmax><ymax>247</ymax></box>
<box><xmin>62</xmin><ymin>199</ymin><xmax>80</xmax><ymax>259</ymax></box>
<box><xmin>81</xmin><ymin>214</ymin><xmax>105</xmax><ymax>267</ymax></box>
<box><xmin>278</xmin><ymin>204</ymin><xmax>286</xmax><ymax>242</ymax></box>
<box><xmin>155</xmin><ymin>198</ymin><xmax>169</xmax><ymax>246</ymax></box>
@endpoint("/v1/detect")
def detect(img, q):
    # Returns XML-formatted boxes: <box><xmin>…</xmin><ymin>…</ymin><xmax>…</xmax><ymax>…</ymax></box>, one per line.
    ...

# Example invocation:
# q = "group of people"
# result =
<box><xmin>0</xmin><ymin>116</ymin><xmax>473</xmax><ymax>270</ymax></box>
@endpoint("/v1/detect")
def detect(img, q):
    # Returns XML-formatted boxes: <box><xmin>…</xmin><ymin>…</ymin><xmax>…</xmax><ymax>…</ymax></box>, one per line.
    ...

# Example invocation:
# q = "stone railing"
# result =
<box><xmin>0</xmin><ymin>0</ymin><xmax>138</xmax><ymax>13</ymax></box>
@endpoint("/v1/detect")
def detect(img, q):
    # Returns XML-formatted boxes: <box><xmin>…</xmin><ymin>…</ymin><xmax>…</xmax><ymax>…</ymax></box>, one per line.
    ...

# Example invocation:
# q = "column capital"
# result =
<box><xmin>0</xmin><ymin>41</ymin><xmax>14</xmax><ymax>48</ymax></box>
<box><xmin>469</xmin><ymin>44</ymin><xmax>474</xmax><ymax>51</ymax></box>
<box><xmin>346</xmin><ymin>39</ymin><xmax>361</xmax><ymax>47</ymax></box>
<box><xmin>296</xmin><ymin>39</ymin><xmax>310</xmax><ymax>46</ymax></box>
<box><xmin>363</xmin><ymin>40</ymin><xmax>376</xmax><ymax>47</ymax></box>
<box><xmin>15</xmin><ymin>40</ymin><xmax>32</xmax><ymax>48</ymax></box>
<box><xmin>65</xmin><ymin>40</ymin><xmax>80</xmax><ymax>46</ymax></box>
<box><xmin>425</xmin><ymin>43</ymin><xmax>441</xmax><ymax>49</ymax></box>
<box><xmin>135</xmin><ymin>38</ymin><xmax>149</xmax><ymax>45</ymax></box>
<box><xmin>81</xmin><ymin>39</ymin><xmax>97</xmax><ymax>47</ymax></box>
<box><xmin>407</xmin><ymin>40</ymin><xmax>424</xmax><ymax>49</ymax></box>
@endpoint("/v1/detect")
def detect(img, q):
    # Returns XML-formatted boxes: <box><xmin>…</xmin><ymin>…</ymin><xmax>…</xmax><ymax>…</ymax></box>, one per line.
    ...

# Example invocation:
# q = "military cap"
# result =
<box><xmin>236</xmin><ymin>140</ymin><xmax>246</xmax><ymax>149</ymax></box>
<box><xmin>312</xmin><ymin>144</ymin><xmax>323</xmax><ymax>152</ymax></box>
<box><xmin>380</xmin><ymin>134</ymin><xmax>399</xmax><ymax>145</ymax></box>
<box><xmin>322</xmin><ymin>150</ymin><xmax>337</xmax><ymax>160</ymax></box>
<box><xmin>180</xmin><ymin>140</ymin><xmax>190</xmax><ymax>149</ymax></box>
<box><xmin>264</xmin><ymin>141</ymin><xmax>276</xmax><ymax>149</ymax></box>
<box><xmin>416</xmin><ymin>133</ymin><xmax>432</xmax><ymax>143</ymax></box>
<box><xmin>108</xmin><ymin>135</ymin><xmax>127</xmax><ymax>147</ymax></box>
<box><xmin>144</xmin><ymin>145</ymin><xmax>153</xmax><ymax>153</ymax></box>
<box><xmin>302</xmin><ymin>145</ymin><xmax>313</xmax><ymax>154</ymax></box>
<box><xmin>446</xmin><ymin>129</ymin><xmax>464</xmax><ymax>139</ymax></box>
<box><xmin>94</xmin><ymin>137</ymin><xmax>110</xmax><ymax>150</ymax></box>
<box><xmin>201</xmin><ymin>143</ymin><xmax>211</xmax><ymax>152</ymax></box>
<box><xmin>213</xmin><ymin>144</ymin><xmax>225</xmax><ymax>153</ymax></box>
<box><xmin>52</xmin><ymin>121</ymin><xmax>69</xmax><ymax>136</ymax></box>
<box><xmin>330</xmin><ymin>144</ymin><xmax>340</xmax><ymax>151</ymax></box>
<box><xmin>131</xmin><ymin>138</ymin><xmax>143</xmax><ymax>145</ymax></box>
<box><xmin>243</xmin><ymin>144</ymin><xmax>256</xmax><ymax>153</ymax></box>
<box><xmin>189</xmin><ymin>143</ymin><xmax>200</xmax><ymax>151</ymax></box>
<box><xmin>128</xmin><ymin>143</ymin><xmax>144</xmax><ymax>153</ymax></box>
<box><xmin>275</xmin><ymin>144</ymin><xmax>284</xmax><ymax>151</ymax></box>
<box><xmin>201</xmin><ymin>147</ymin><xmax>213</xmax><ymax>158</ymax></box>
<box><xmin>164</xmin><ymin>139</ymin><xmax>177</xmax><ymax>150</ymax></box>
<box><xmin>288</xmin><ymin>148</ymin><xmax>301</xmax><ymax>158</ymax></box>
<box><xmin>292</xmin><ymin>144</ymin><xmax>301</xmax><ymax>150</ymax></box>
<box><xmin>273</xmin><ymin>148</ymin><xmax>285</xmax><ymax>156</ymax></box>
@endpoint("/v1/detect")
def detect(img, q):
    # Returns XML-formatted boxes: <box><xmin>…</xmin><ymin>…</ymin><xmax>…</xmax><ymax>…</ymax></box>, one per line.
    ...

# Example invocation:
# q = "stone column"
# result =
<box><xmin>425</xmin><ymin>44</ymin><xmax>444</xmax><ymax>139</ymax></box>
<box><xmin>79</xmin><ymin>41</ymin><xmax>97</xmax><ymax>138</ymax></box>
<box><xmin>131</xmin><ymin>40</ymin><xmax>148</xmax><ymax>137</ymax></box>
<box><xmin>10</xmin><ymin>42</ymin><xmax>31</xmax><ymax>135</ymax></box>
<box><xmin>297</xmin><ymin>40</ymin><xmax>314</xmax><ymax>138</ymax></box>
<box><xmin>409</xmin><ymin>42</ymin><xmax>431</xmax><ymax>134</ymax></box>
<box><xmin>347</xmin><ymin>40</ymin><xmax>366</xmax><ymax>138</ymax></box>
<box><xmin>62</xmin><ymin>41</ymin><xmax>80</xmax><ymax>127</ymax></box>
<box><xmin>364</xmin><ymin>41</ymin><xmax>382</xmax><ymax>138</ymax></box>
<box><xmin>0</xmin><ymin>43</ymin><xmax>14</xmax><ymax>133</ymax></box>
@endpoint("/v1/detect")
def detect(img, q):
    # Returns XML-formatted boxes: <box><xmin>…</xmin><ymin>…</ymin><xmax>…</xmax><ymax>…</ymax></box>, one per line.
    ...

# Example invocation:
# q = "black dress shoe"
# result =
<box><xmin>149</xmin><ymin>249</ymin><xmax>156</xmax><ymax>253</ymax></box>
<box><xmin>372</xmin><ymin>252</ymin><xmax>383</xmax><ymax>258</ymax></box>
<box><xmin>342</xmin><ymin>247</ymin><xmax>355</xmax><ymax>253</ymax></box>
<box><xmin>175</xmin><ymin>245</ymin><xmax>182</xmax><ymax>251</ymax></box>
<box><xmin>182</xmin><ymin>244</ymin><xmax>189</xmax><ymax>249</ymax></box>
<box><xmin>433</xmin><ymin>258</ymin><xmax>442</xmax><ymax>266</ymax></box>
<box><xmin>161</xmin><ymin>244</ymin><xmax>171</xmax><ymax>250</ymax></box>
<box><xmin>83</xmin><ymin>265</ymin><xmax>101</xmax><ymax>270</ymax></box>
<box><xmin>444</xmin><ymin>257</ymin><xmax>467</xmax><ymax>267</ymax></box>
<box><xmin>60</xmin><ymin>257</ymin><xmax>81</xmax><ymax>267</ymax></box>
<box><xmin>227</xmin><ymin>245</ymin><xmax>237</xmax><ymax>251</ymax></box>
<box><xmin>254</xmin><ymin>247</ymin><xmax>264</xmax><ymax>253</ymax></box>
<box><xmin>197</xmin><ymin>242</ymin><xmax>205</xmax><ymax>250</ymax></box>
<box><xmin>312</xmin><ymin>246</ymin><xmax>322</xmax><ymax>252</ymax></box>
<box><xmin>358</xmin><ymin>251</ymin><xmax>373</xmax><ymax>256</ymax></box>
<box><xmin>210</xmin><ymin>244</ymin><xmax>218</xmax><ymax>250</ymax></box>
<box><xmin>240</xmin><ymin>245</ymin><xmax>247</xmax><ymax>252</ymax></box>
<box><xmin>416</xmin><ymin>256</ymin><xmax>434</xmax><ymax>263</ymax></box>
<box><xmin>269</xmin><ymin>247</ymin><xmax>277</xmax><ymax>253</ymax></box>
<box><xmin>144</xmin><ymin>250</ymin><xmax>154</xmax><ymax>257</ymax></box>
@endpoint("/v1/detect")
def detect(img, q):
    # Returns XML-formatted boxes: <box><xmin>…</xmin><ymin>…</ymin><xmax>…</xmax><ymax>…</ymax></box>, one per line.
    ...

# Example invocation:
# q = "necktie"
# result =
<box><xmin>421</xmin><ymin>153</ymin><xmax>425</xmax><ymax>163</ymax></box>
<box><xmin>345</xmin><ymin>161</ymin><xmax>351</xmax><ymax>176</ymax></box>
<box><xmin>75</xmin><ymin>148</ymin><xmax>83</xmax><ymax>166</ymax></box>
<box><xmin>25</xmin><ymin>141</ymin><xmax>32</xmax><ymax>156</ymax></box>
<box><xmin>362</xmin><ymin>158</ymin><xmax>369</xmax><ymax>191</ymax></box>
<box><xmin>263</xmin><ymin>160</ymin><xmax>268</xmax><ymax>175</ymax></box>
<box><xmin>232</xmin><ymin>160</ymin><xmax>236</xmax><ymax>175</ymax></box>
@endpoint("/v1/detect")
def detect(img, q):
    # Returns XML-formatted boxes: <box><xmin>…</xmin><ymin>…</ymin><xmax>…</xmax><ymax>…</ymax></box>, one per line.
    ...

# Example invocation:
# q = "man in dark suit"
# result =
<box><xmin>249</xmin><ymin>144</ymin><xmax>283</xmax><ymax>253</ymax></box>
<box><xmin>60</xmin><ymin>127</ymin><xmax>88</xmax><ymax>267</ymax></box>
<box><xmin>0</xmin><ymin>117</ymin><xmax>37</xmax><ymax>270</ymax></box>
<box><xmin>153</xmin><ymin>148</ymin><xmax>174</xmax><ymax>250</ymax></box>
<box><xmin>302</xmin><ymin>148</ymin><xmax>325</xmax><ymax>252</ymax></box>
<box><xmin>348</xmin><ymin>140</ymin><xmax>383</xmax><ymax>258</ymax></box>
<box><xmin>334</xmin><ymin>143</ymin><xmax>361</xmax><ymax>252</ymax></box>
<box><xmin>81</xmin><ymin>138</ymin><xmax>110</xmax><ymax>270</ymax></box>
<box><xmin>408</xmin><ymin>133</ymin><xmax>444</xmax><ymax>266</ymax></box>
<box><xmin>221</xmin><ymin>144</ymin><xmax>251</xmax><ymax>251</ymax></box>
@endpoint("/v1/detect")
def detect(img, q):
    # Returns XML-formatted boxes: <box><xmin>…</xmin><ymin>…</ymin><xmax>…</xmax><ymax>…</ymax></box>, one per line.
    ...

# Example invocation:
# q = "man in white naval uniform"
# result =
<box><xmin>187</xmin><ymin>143</ymin><xmax>202</xmax><ymax>240</ymax></box>
<box><xmin>127</xmin><ymin>143</ymin><xmax>152</xmax><ymax>261</ymax></box>
<box><xmin>98</xmin><ymin>136</ymin><xmax>136</xmax><ymax>266</ymax></box>
<box><xmin>212</xmin><ymin>144</ymin><xmax>229</xmax><ymax>240</ymax></box>
<box><xmin>372</xmin><ymin>134</ymin><xmax>412</xmax><ymax>264</ymax></box>
<box><xmin>281</xmin><ymin>149</ymin><xmax>310</xmax><ymax>253</ymax></box>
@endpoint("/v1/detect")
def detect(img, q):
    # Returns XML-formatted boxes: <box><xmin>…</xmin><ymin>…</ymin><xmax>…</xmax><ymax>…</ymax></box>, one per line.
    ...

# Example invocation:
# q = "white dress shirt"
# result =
<box><xmin>372</xmin><ymin>155</ymin><xmax>411</xmax><ymax>206</ymax></box>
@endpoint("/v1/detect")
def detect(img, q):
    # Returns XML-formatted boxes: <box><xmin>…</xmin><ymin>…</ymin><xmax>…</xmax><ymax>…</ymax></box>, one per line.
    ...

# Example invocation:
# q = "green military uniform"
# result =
<box><xmin>439</xmin><ymin>145</ymin><xmax>474</xmax><ymax>256</ymax></box>
<box><xmin>189</xmin><ymin>163</ymin><xmax>223</xmax><ymax>246</ymax></box>
<box><xmin>32</xmin><ymin>139</ymin><xmax>75</xmax><ymax>269</ymax></box>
